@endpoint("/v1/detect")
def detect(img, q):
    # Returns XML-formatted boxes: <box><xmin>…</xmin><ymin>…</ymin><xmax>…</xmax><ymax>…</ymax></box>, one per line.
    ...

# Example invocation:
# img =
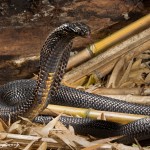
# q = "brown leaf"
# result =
<box><xmin>131</xmin><ymin>59</ymin><xmax>142</xmax><ymax>71</ymax></box>
<box><xmin>37</xmin><ymin>142</ymin><xmax>47</xmax><ymax>150</ymax></box>
<box><xmin>119</xmin><ymin>81</ymin><xmax>135</xmax><ymax>88</ymax></box>
<box><xmin>145</xmin><ymin>73</ymin><xmax>150</xmax><ymax>82</ymax></box>
<box><xmin>0</xmin><ymin>133</ymin><xmax>7</xmax><ymax>140</ymax></box>
<box><xmin>111</xmin><ymin>143</ymin><xmax>149</xmax><ymax>150</ymax></box>
<box><xmin>8</xmin><ymin>120</ymin><xmax>23</xmax><ymax>134</ymax></box>
<box><xmin>52</xmin><ymin>121</ymin><xmax>76</xmax><ymax>149</ymax></box>
<box><xmin>0</xmin><ymin>118</ymin><xmax>8</xmax><ymax>131</ymax></box>
<box><xmin>23</xmin><ymin>140</ymin><xmax>36</xmax><ymax>150</ymax></box>
<box><xmin>38</xmin><ymin>115</ymin><xmax>61</xmax><ymax>137</ymax></box>
<box><xmin>53</xmin><ymin>121</ymin><xmax>96</xmax><ymax>148</ymax></box>
<box><xmin>118</xmin><ymin>59</ymin><xmax>133</xmax><ymax>87</ymax></box>
<box><xmin>81</xmin><ymin>144</ymin><xmax>112</xmax><ymax>150</ymax></box>
<box><xmin>0</xmin><ymin>122</ymin><xmax>6</xmax><ymax>132</ymax></box>
<box><xmin>107</xmin><ymin>58</ymin><xmax>125</xmax><ymax>88</ymax></box>
<box><xmin>19</xmin><ymin>116</ymin><xmax>35</xmax><ymax>125</ymax></box>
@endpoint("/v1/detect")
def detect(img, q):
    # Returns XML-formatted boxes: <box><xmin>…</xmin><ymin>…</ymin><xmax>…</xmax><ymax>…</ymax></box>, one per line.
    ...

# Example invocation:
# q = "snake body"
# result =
<box><xmin>0</xmin><ymin>23</ymin><xmax>150</xmax><ymax>145</ymax></box>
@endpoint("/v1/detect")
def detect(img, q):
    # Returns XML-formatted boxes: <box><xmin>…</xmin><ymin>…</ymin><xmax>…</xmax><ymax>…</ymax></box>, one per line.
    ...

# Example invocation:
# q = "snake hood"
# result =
<box><xmin>54</xmin><ymin>22</ymin><xmax>91</xmax><ymax>37</ymax></box>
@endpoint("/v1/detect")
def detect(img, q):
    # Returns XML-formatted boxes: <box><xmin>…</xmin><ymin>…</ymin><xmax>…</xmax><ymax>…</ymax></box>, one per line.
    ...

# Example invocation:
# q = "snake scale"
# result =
<box><xmin>0</xmin><ymin>23</ymin><xmax>150</xmax><ymax>145</ymax></box>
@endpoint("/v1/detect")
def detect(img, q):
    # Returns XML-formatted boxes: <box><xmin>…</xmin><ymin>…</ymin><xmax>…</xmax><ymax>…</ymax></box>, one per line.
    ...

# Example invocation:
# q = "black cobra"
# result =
<box><xmin>0</xmin><ymin>23</ymin><xmax>150</xmax><ymax>145</ymax></box>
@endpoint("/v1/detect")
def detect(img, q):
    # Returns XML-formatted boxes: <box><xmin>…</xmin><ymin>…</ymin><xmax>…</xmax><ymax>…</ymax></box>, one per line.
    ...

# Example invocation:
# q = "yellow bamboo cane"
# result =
<box><xmin>67</xmin><ymin>14</ymin><xmax>150</xmax><ymax>70</ymax></box>
<box><xmin>42</xmin><ymin>104</ymin><xmax>148</xmax><ymax>124</ymax></box>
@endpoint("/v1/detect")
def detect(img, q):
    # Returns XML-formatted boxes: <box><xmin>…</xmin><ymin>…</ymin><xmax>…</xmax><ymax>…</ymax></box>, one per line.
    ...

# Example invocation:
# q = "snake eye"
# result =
<box><xmin>74</xmin><ymin>26</ymin><xmax>81</xmax><ymax>33</ymax></box>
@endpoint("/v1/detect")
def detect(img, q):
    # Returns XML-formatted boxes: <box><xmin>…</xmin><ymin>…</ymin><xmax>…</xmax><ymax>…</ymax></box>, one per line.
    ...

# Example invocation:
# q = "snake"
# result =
<box><xmin>0</xmin><ymin>22</ymin><xmax>150</xmax><ymax>145</ymax></box>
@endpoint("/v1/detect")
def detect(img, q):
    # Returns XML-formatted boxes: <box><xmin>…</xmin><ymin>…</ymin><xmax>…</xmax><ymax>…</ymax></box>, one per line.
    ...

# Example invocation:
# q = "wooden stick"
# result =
<box><xmin>63</xmin><ymin>28</ymin><xmax>150</xmax><ymax>85</ymax></box>
<box><xmin>42</xmin><ymin>105</ymin><xmax>148</xmax><ymax>124</ymax></box>
<box><xmin>0</xmin><ymin>133</ymin><xmax>66</xmax><ymax>149</ymax></box>
<box><xmin>66</xmin><ymin>14</ymin><xmax>150</xmax><ymax>70</ymax></box>
<box><xmin>0</xmin><ymin>133</ymin><xmax>57</xmax><ymax>143</ymax></box>
<box><xmin>81</xmin><ymin>144</ymin><xmax>112</xmax><ymax>150</ymax></box>
<box><xmin>92</xmin><ymin>87</ymin><xmax>150</xmax><ymax>96</ymax></box>
<box><xmin>101</xmin><ymin>95</ymin><xmax>150</xmax><ymax>105</ymax></box>
<box><xmin>91</xmin><ymin>87</ymin><xmax>142</xmax><ymax>95</ymax></box>
<box><xmin>82</xmin><ymin>143</ymin><xmax>150</xmax><ymax>150</ymax></box>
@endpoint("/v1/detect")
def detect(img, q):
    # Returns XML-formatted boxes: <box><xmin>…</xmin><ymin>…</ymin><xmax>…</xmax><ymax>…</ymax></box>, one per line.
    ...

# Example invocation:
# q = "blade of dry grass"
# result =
<box><xmin>94</xmin><ymin>58</ymin><xmax>118</xmax><ymax>79</ymax></box>
<box><xmin>0</xmin><ymin>133</ymin><xmax>57</xmax><ymax>143</ymax></box>
<box><xmin>81</xmin><ymin>144</ymin><xmax>112</xmax><ymax>150</ymax></box>
<box><xmin>107</xmin><ymin>58</ymin><xmax>125</xmax><ymax>88</ymax></box>
<box><xmin>145</xmin><ymin>73</ymin><xmax>150</xmax><ymax>82</ymax></box>
<box><xmin>118</xmin><ymin>59</ymin><xmax>133</xmax><ymax>87</ymax></box>
<box><xmin>37</xmin><ymin>142</ymin><xmax>47</xmax><ymax>150</ymax></box>
<box><xmin>23</xmin><ymin>140</ymin><xmax>36</xmax><ymax>150</ymax></box>
<box><xmin>38</xmin><ymin>115</ymin><xmax>61</xmax><ymax>137</ymax></box>
<box><xmin>111</xmin><ymin>143</ymin><xmax>150</xmax><ymax>150</ymax></box>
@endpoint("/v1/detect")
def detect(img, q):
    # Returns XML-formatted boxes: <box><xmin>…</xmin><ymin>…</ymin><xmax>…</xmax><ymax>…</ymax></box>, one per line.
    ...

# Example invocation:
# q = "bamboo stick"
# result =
<box><xmin>0</xmin><ymin>133</ymin><xmax>57</xmax><ymax>143</ymax></box>
<box><xmin>42</xmin><ymin>105</ymin><xmax>148</xmax><ymax>124</ymax></box>
<box><xmin>101</xmin><ymin>95</ymin><xmax>150</xmax><ymax>105</ymax></box>
<box><xmin>66</xmin><ymin>14</ymin><xmax>150</xmax><ymax>70</ymax></box>
<box><xmin>82</xmin><ymin>143</ymin><xmax>150</xmax><ymax>150</ymax></box>
<box><xmin>91</xmin><ymin>87</ymin><xmax>142</xmax><ymax>95</ymax></box>
<box><xmin>63</xmin><ymin>28</ymin><xmax>150</xmax><ymax>85</ymax></box>
<box><xmin>0</xmin><ymin>133</ymin><xmax>66</xmax><ymax>149</ymax></box>
<box><xmin>81</xmin><ymin>144</ymin><xmax>112</xmax><ymax>150</ymax></box>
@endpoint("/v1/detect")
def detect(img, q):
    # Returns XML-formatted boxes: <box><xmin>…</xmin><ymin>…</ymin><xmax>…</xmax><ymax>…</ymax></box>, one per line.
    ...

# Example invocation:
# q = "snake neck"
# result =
<box><xmin>28</xmin><ymin>35</ymin><xmax>74</xmax><ymax>120</ymax></box>
<box><xmin>32</xmin><ymin>23</ymin><xmax>90</xmax><ymax>119</ymax></box>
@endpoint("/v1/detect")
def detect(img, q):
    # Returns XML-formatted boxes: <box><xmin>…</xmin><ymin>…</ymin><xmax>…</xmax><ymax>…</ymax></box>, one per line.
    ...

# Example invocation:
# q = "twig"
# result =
<box><xmin>0</xmin><ymin>133</ymin><xmax>57</xmax><ymax>143</ymax></box>
<box><xmin>42</xmin><ymin>104</ymin><xmax>148</xmax><ymax>124</ymax></box>
<box><xmin>91</xmin><ymin>87</ymin><xmax>142</xmax><ymax>95</ymax></box>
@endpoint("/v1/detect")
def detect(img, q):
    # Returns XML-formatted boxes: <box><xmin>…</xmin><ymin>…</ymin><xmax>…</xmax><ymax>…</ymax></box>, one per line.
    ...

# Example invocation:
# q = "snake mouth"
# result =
<box><xmin>84</xmin><ymin>32</ymin><xmax>91</xmax><ymax>38</ymax></box>
<box><xmin>83</xmin><ymin>29</ymin><xmax>91</xmax><ymax>38</ymax></box>
<box><xmin>86</xmin><ymin>34</ymin><xmax>91</xmax><ymax>40</ymax></box>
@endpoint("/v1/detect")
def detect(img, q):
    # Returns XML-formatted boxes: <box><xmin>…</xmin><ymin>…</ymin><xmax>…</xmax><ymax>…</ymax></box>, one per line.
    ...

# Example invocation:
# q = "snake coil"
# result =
<box><xmin>0</xmin><ymin>23</ymin><xmax>150</xmax><ymax>145</ymax></box>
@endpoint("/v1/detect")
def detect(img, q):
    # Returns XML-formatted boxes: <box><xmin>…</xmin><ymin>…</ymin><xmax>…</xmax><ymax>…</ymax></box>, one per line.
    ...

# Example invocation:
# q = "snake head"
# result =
<box><xmin>63</xmin><ymin>22</ymin><xmax>91</xmax><ymax>37</ymax></box>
